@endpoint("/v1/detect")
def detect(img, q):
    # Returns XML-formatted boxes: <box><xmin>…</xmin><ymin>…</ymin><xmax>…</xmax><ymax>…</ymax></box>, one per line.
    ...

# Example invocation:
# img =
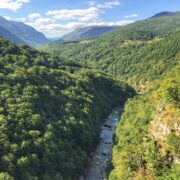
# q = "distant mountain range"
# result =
<box><xmin>1</xmin><ymin>11</ymin><xmax>179</xmax><ymax>46</ymax></box>
<box><xmin>0</xmin><ymin>16</ymin><xmax>49</xmax><ymax>45</ymax></box>
<box><xmin>0</xmin><ymin>26</ymin><xmax>25</xmax><ymax>44</ymax></box>
<box><xmin>61</xmin><ymin>26</ymin><xmax>121</xmax><ymax>41</ymax></box>
<box><xmin>150</xmin><ymin>11</ymin><xmax>180</xmax><ymax>19</ymax></box>
<box><xmin>43</xmin><ymin>11</ymin><xmax>180</xmax><ymax>77</ymax></box>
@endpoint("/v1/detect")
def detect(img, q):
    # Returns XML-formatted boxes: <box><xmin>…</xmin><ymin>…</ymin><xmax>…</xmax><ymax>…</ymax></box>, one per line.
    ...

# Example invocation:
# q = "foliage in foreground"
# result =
<box><xmin>0</xmin><ymin>37</ymin><xmax>134</xmax><ymax>179</ymax></box>
<box><xmin>109</xmin><ymin>64</ymin><xmax>180</xmax><ymax>179</ymax></box>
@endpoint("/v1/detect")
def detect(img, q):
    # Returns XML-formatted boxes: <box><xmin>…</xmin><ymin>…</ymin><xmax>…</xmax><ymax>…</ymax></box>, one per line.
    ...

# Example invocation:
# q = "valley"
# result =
<box><xmin>41</xmin><ymin>11</ymin><xmax>180</xmax><ymax>179</ymax></box>
<box><xmin>85</xmin><ymin>108</ymin><xmax>122</xmax><ymax>180</ymax></box>
<box><xmin>0</xmin><ymin>3</ymin><xmax>179</xmax><ymax>179</ymax></box>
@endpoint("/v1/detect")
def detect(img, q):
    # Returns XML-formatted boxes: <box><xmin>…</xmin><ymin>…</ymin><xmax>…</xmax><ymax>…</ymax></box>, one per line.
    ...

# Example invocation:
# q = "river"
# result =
<box><xmin>84</xmin><ymin>107</ymin><xmax>123</xmax><ymax>180</ymax></box>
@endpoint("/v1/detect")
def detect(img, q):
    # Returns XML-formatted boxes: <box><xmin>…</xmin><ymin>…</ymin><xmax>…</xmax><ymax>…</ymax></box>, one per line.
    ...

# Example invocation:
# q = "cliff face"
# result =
<box><xmin>109</xmin><ymin>63</ymin><xmax>180</xmax><ymax>180</ymax></box>
<box><xmin>150</xmin><ymin>106</ymin><xmax>180</xmax><ymax>140</ymax></box>
<box><xmin>149</xmin><ymin>63</ymin><xmax>180</xmax><ymax>166</ymax></box>
<box><xmin>150</xmin><ymin>104</ymin><xmax>180</xmax><ymax>162</ymax></box>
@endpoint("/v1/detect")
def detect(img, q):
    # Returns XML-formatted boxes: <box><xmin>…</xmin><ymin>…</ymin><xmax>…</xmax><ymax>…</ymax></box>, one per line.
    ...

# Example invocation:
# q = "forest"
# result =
<box><xmin>0</xmin><ymin>11</ymin><xmax>179</xmax><ymax>180</ymax></box>
<box><xmin>43</xmin><ymin>13</ymin><xmax>180</xmax><ymax>89</ymax></box>
<box><xmin>0</xmin><ymin>37</ymin><xmax>134</xmax><ymax>179</ymax></box>
<box><xmin>109</xmin><ymin>63</ymin><xmax>180</xmax><ymax>179</ymax></box>
<box><xmin>42</xmin><ymin>12</ymin><xmax>180</xmax><ymax>179</ymax></box>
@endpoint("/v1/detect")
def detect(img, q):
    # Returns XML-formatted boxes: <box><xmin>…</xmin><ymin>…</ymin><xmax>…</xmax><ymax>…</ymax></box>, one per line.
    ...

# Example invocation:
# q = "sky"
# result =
<box><xmin>0</xmin><ymin>0</ymin><xmax>180</xmax><ymax>37</ymax></box>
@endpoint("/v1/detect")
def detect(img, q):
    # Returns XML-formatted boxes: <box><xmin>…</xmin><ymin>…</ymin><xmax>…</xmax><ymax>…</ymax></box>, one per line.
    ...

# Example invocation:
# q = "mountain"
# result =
<box><xmin>150</xmin><ymin>11</ymin><xmax>180</xmax><ymax>19</ymax></box>
<box><xmin>48</xmin><ymin>37</ymin><xmax>62</xmax><ymax>41</ymax></box>
<box><xmin>43</xmin><ymin>12</ymin><xmax>180</xmax><ymax>88</ymax></box>
<box><xmin>109</xmin><ymin>63</ymin><xmax>180</xmax><ymax>180</ymax></box>
<box><xmin>0</xmin><ymin>36</ymin><xmax>134</xmax><ymax>179</ymax></box>
<box><xmin>0</xmin><ymin>11</ymin><xmax>180</xmax><ymax>180</ymax></box>
<box><xmin>0</xmin><ymin>16</ymin><xmax>49</xmax><ymax>45</ymax></box>
<box><xmin>42</xmin><ymin>12</ymin><xmax>180</xmax><ymax>179</ymax></box>
<box><xmin>61</xmin><ymin>26</ymin><xmax>120</xmax><ymax>41</ymax></box>
<box><xmin>0</xmin><ymin>26</ymin><xmax>25</xmax><ymax>44</ymax></box>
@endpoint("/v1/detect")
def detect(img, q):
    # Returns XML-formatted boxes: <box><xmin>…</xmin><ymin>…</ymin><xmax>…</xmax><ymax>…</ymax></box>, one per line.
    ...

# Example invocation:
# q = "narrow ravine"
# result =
<box><xmin>84</xmin><ymin>107</ymin><xmax>123</xmax><ymax>180</ymax></box>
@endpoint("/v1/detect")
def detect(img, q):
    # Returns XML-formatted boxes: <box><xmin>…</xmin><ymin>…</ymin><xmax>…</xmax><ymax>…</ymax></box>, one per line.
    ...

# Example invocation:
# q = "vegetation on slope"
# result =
<box><xmin>43</xmin><ymin>13</ymin><xmax>180</xmax><ymax>89</ymax></box>
<box><xmin>0</xmin><ymin>11</ymin><xmax>179</xmax><ymax>180</ymax></box>
<box><xmin>109</xmin><ymin>63</ymin><xmax>180</xmax><ymax>179</ymax></box>
<box><xmin>0</xmin><ymin>37</ymin><xmax>134</xmax><ymax>179</ymax></box>
<box><xmin>43</xmin><ymin>12</ymin><xmax>180</xmax><ymax>179</ymax></box>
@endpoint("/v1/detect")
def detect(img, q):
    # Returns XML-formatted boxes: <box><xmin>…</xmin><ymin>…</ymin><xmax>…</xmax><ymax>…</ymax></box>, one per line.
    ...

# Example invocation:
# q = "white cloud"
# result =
<box><xmin>25</xmin><ymin>7</ymin><xmax>104</xmax><ymax>37</ymax></box>
<box><xmin>26</xmin><ymin>21</ymin><xmax>86</xmax><ymax>37</ymax></box>
<box><xmin>124</xmin><ymin>14</ymin><xmax>138</xmax><ymax>18</ymax></box>
<box><xmin>79</xmin><ymin>13</ymin><xmax>99</xmax><ymax>22</ymax></box>
<box><xmin>88</xmin><ymin>20</ymin><xmax>134</xmax><ymax>27</ymax></box>
<box><xmin>46</xmin><ymin>7</ymin><xmax>102</xmax><ymax>21</ymax></box>
<box><xmin>87</xmin><ymin>1</ymin><xmax>96</xmax><ymax>6</ymax></box>
<box><xmin>28</xmin><ymin>13</ymin><xmax>41</xmax><ymax>19</ymax></box>
<box><xmin>87</xmin><ymin>0</ymin><xmax>120</xmax><ymax>9</ymax></box>
<box><xmin>0</xmin><ymin>0</ymin><xmax>30</xmax><ymax>11</ymax></box>
<box><xmin>97</xmin><ymin>0</ymin><xmax>120</xmax><ymax>9</ymax></box>
<box><xmin>28</xmin><ymin>13</ymin><xmax>55</xmax><ymax>24</ymax></box>
<box><xmin>35</xmin><ymin>17</ymin><xmax>55</xmax><ymax>24</ymax></box>
<box><xmin>25</xmin><ymin>19</ymin><xmax>133</xmax><ymax>37</ymax></box>
<box><xmin>2</xmin><ymin>16</ymin><xmax>11</xmax><ymax>20</ymax></box>
<box><xmin>10</xmin><ymin>0</ymin><xmax>131</xmax><ymax>37</ymax></box>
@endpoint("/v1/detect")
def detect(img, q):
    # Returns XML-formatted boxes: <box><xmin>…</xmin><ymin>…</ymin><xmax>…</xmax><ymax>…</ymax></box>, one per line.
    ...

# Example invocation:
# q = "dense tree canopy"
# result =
<box><xmin>42</xmin><ymin>14</ymin><xmax>180</xmax><ymax>90</ymax></box>
<box><xmin>0</xmin><ymin>37</ymin><xmax>134</xmax><ymax>179</ymax></box>
<box><xmin>0</xmin><ymin>11</ymin><xmax>180</xmax><ymax>180</ymax></box>
<box><xmin>109</xmin><ymin>63</ymin><xmax>180</xmax><ymax>179</ymax></box>
<box><xmin>42</xmin><ymin>13</ymin><xmax>180</xmax><ymax>180</ymax></box>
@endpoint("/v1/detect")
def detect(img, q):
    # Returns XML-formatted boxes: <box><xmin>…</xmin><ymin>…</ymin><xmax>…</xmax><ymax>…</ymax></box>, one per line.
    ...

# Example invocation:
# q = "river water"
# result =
<box><xmin>84</xmin><ymin>108</ymin><xmax>122</xmax><ymax>180</ymax></box>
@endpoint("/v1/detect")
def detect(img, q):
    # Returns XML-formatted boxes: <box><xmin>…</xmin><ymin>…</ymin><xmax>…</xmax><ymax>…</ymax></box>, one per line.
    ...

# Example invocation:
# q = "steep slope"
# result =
<box><xmin>109</xmin><ymin>63</ymin><xmax>180</xmax><ymax>179</ymax></box>
<box><xmin>61</xmin><ymin>26</ymin><xmax>120</xmax><ymax>41</ymax></box>
<box><xmin>0</xmin><ymin>16</ymin><xmax>49</xmax><ymax>45</ymax></box>
<box><xmin>0</xmin><ymin>37</ymin><xmax>134</xmax><ymax>179</ymax></box>
<box><xmin>43</xmin><ymin>12</ymin><xmax>180</xmax><ymax>89</ymax></box>
<box><xmin>0</xmin><ymin>26</ymin><xmax>25</xmax><ymax>44</ymax></box>
<box><xmin>42</xmin><ymin>12</ymin><xmax>180</xmax><ymax>179</ymax></box>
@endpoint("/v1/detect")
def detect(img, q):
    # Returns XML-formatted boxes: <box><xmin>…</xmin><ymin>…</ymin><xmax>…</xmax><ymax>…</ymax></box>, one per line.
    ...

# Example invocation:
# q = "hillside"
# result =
<box><xmin>41</xmin><ymin>11</ymin><xmax>180</xmax><ymax>179</ymax></box>
<box><xmin>61</xmin><ymin>26</ymin><xmax>120</xmax><ymax>41</ymax></box>
<box><xmin>43</xmin><ymin>12</ymin><xmax>180</xmax><ymax>89</ymax></box>
<box><xmin>0</xmin><ymin>16</ymin><xmax>49</xmax><ymax>45</ymax></box>
<box><xmin>0</xmin><ymin>37</ymin><xmax>134</xmax><ymax>179</ymax></box>
<box><xmin>109</xmin><ymin>63</ymin><xmax>180</xmax><ymax>179</ymax></box>
<box><xmin>0</xmin><ymin>26</ymin><xmax>25</xmax><ymax>44</ymax></box>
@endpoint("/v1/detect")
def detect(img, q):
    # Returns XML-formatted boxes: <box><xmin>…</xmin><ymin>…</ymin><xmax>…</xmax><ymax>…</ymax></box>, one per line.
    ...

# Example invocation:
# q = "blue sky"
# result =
<box><xmin>0</xmin><ymin>0</ymin><xmax>180</xmax><ymax>37</ymax></box>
